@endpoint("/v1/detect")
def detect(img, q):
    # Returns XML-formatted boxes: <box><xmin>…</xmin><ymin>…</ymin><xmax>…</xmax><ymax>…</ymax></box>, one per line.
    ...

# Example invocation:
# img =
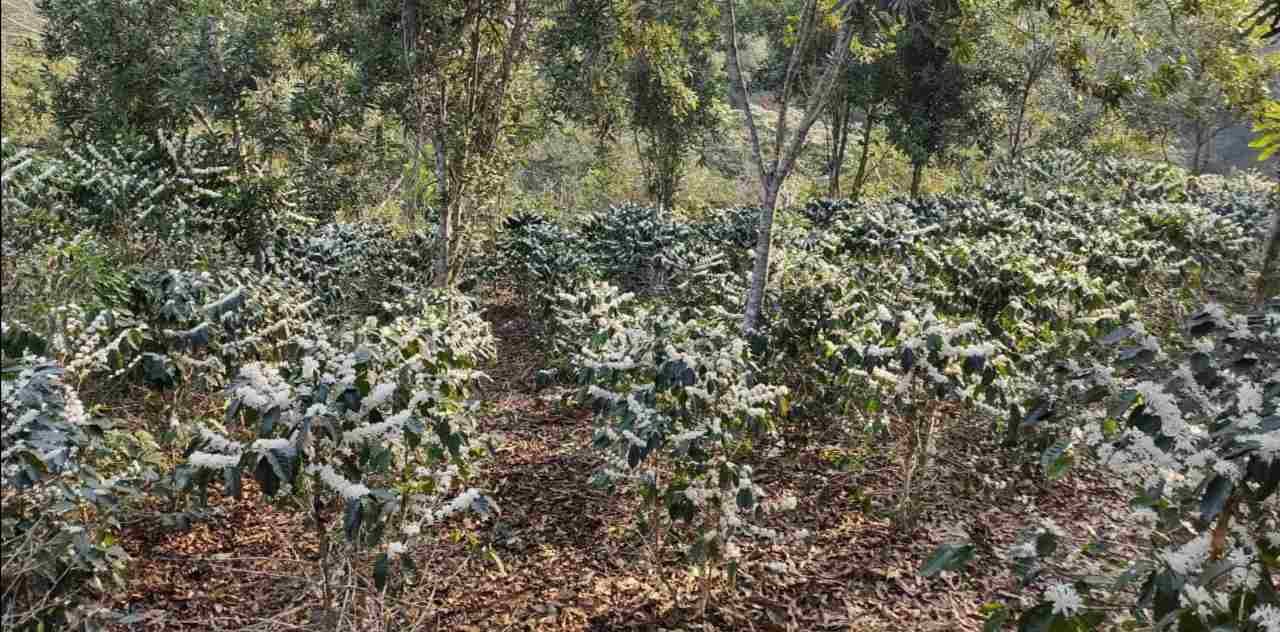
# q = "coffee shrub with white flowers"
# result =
<box><xmin>924</xmin><ymin>301</ymin><xmax>1279</xmax><ymax>631</ymax></box>
<box><xmin>185</xmin><ymin>290</ymin><xmax>498</xmax><ymax>598</ymax></box>
<box><xmin>4</xmin><ymin>115</ymin><xmax>1278</xmax><ymax>632</ymax></box>
<box><xmin>554</xmin><ymin>280</ymin><xmax>796</xmax><ymax>614</ymax></box>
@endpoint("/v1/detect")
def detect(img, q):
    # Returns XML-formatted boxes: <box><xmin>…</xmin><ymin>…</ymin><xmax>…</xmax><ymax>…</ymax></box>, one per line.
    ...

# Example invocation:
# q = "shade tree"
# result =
<box><xmin>540</xmin><ymin>0</ymin><xmax>726</xmax><ymax>211</ymax></box>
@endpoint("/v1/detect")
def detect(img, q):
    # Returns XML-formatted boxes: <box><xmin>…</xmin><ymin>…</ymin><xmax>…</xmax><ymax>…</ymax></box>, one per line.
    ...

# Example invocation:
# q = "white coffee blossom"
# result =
<box><xmin>250</xmin><ymin>438</ymin><xmax>291</xmax><ymax>452</ymax></box>
<box><xmin>386</xmin><ymin>541</ymin><xmax>407</xmax><ymax>559</ymax></box>
<box><xmin>309</xmin><ymin>464</ymin><xmax>369</xmax><ymax>500</ymax></box>
<box><xmin>189</xmin><ymin>451</ymin><xmax>241</xmax><ymax>469</ymax></box>
<box><xmin>1044</xmin><ymin>583</ymin><xmax>1084</xmax><ymax>617</ymax></box>
<box><xmin>1252</xmin><ymin>604</ymin><xmax>1280</xmax><ymax>632</ymax></box>
<box><xmin>1164</xmin><ymin>533</ymin><xmax>1211</xmax><ymax>575</ymax></box>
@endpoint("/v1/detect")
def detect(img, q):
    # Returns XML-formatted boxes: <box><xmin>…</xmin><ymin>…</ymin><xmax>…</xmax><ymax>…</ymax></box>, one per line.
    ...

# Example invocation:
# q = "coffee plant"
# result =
<box><xmin>924</xmin><ymin>301</ymin><xmax>1280</xmax><ymax>631</ymax></box>
<box><xmin>1</xmin><ymin>133</ymin><xmax>230</xmax><ymax>246</ymax></box>
<box><xmin>481</xmin><ymin>212</ymin><xmax>592</xmax><ymax>324</ymax></box>
<box><xmin>4</xmin><ymin>124</ymin><xmax>1276</xmax><ymax>629</ymax></box>
<box><xmin>273</xmin><ymin>222</ymin><xmax>437</xmax><ymax>317</ymax></box>
<box><xmin>555</xmin><ymin>281</ymin><xmax>795</xmax><ymax>614</ymax></box>
<box><xmin>184</xmin><ymin>289</ymin><xmax>498</xmax><ymax>608</ymax></box>
<box><xmin>0</xmin><ymin>353</ymin><xmax>154</xmax><ymax>630</ymax></box>
<box><xmin>579</xmin><ymin>202</ymin><xmax>708</xmax><ymax>295</ymax></box>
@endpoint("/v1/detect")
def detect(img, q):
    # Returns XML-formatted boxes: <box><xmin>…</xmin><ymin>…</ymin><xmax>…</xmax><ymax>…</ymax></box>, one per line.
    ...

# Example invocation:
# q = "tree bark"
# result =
<box><xmin>433</xmin><ymin>126</ymin><xmax>451</xmax><ymax>286</ymax></box>
<box><xmin>1192</xmin><ymin>120</ymin><xmax>1205</xmax><ymax>176</ymax></box>
<box><xmin>403</xmin><ymin>127</ymin><xmax>422</xmax><ymax>222</ymax></box>
<box><xmin>910</xmin><ymin>161</ymin><xmax>924</xmax><ymax>198</ymax></box>
<box><xmin>827</xmin><ymin>96</ymin><xmax>853</xmax><ymax>198</ymax></box>
<box><xmin>725</xmin><ymin>0</ymin><xmax>855</xmax><ymax>334</ymax></box>
<box><xmin>1010</xmin><ymin>78</ymin><xmax>1032</xmax><ymax>160</ymax></box>
<box><xmin>850</xmin><ymin>106</ymin><xmax>876</xmax><ymax>200</ymax></box>
<box><xmin>742</xmin><ymin>181</ymin><xmax>780</xmax><ymax>336</ymax></box>
<box><xmin>401</xmin><ymin>0</ymin><xmax>420</xmax><ymax>223</ymax></box>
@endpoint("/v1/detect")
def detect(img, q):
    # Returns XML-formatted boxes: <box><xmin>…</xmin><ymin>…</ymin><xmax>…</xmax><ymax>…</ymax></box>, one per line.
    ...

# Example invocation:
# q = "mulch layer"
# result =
<box><xmin>108</xmin><ymin>301</ymin><xmax>1132</xmax><ymax>631</ymax></box>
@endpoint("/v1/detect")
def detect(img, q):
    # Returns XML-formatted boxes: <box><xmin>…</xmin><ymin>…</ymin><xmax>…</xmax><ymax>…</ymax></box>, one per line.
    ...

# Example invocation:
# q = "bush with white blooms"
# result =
<box><xmin>183</xmin><ymin>290</ymin><xmax>499</xmax><ymax>597</ymax></box>
<box><xmin>924</xmin><ymin>300</ymin><xmax>1280</xmax><ymax>632</ymax></box>
<box><xmin>556</xmin><ymin>280</ymin><xmax>796</xmax><ymax>613</ymax></box>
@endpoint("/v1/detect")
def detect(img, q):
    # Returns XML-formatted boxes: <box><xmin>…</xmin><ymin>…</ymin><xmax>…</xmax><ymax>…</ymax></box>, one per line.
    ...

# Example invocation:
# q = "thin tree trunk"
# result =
<box><xmin>433</xmin><ymin>127</ymin><xmax>451</xmax><ymax>286</ymax></box>
<box><xmin>401</xmin><ymin>0</ymin><xmax>420</xmax><ymax>222</ymax></box>
<box><xmin>1011</xmin><ymin>78</ymin><xmax>1032</xmax><ymax>160</ymax></box>
<box><xmin>827</xmin><ymin>97</ymin><xmax>853</xmax><ymax>198</ymax></box>
<box><xmin>403</xmin><ymin>128</ymin><xmax>423</xmax><ymax>222</ymax></box>
<box><xmin>850</xmin><ymin>106</ymin><xmax>876</xmax><ymax>200</ymax></box>
<box><xmin>1192</xmin><ymin>121</ymin><xmax>1205</xmax><ymax>175</ymax></box>
<box><xmin>910</xmin><ymin>162</ymin><xmax>924</xmax><ymax>198</ymax></box>
<box><xmin>743</xmin><ymin>182</ymin><xmax>780</xmax><ymax>334</ymax></box>
<box><xmin>725</xmin><ymin>0</ymin><xmax>855</xmax><ymax>334</ymax></box>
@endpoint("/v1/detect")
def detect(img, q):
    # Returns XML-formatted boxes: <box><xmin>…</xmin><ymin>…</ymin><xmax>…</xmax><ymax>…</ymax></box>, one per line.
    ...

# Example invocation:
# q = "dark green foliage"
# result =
<box><xmin>0</xmin><ymin>358</ymin><xmax>137</xmax><ymax>629</ymax></box>
<box><xmin>540</xmin><ymin>0</ymin><xmax>724</xmax><ymax>209</ymax></box>
<box><xmin>920</xmin><ymin>543</ymin><xmax>976</xmax><ymax>576</ymax></box>
<box><xmin>482</xmin><ymin>212</ymin><xmax>591</xmax><ymax>323</ymax></box>
<box><xmin>799</xmin><ymin>198</ymin><xmax>857</xmax><ymax>228</ymax></box>
<box><xmin>880</xmin><ymin>0</ymin><xmax>997</xmax><ymax>193</ymax></box>
<box><xmin>36</xmin><ymin>0</ymin><xmax>187</xmax><ymax>139</ymax></box>
<box><xmin>580</xmin><ymin>202</ymin><xmax>704</xmax><ymax>294</ymax></box>
<box><xmin>274</xmin><ymin>222</ymin><xmax>436</xmax><ymax>318</ymax></box>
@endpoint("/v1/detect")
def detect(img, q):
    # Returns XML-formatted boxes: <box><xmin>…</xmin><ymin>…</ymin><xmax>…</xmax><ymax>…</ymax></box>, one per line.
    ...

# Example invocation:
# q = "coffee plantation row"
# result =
<box><xmin>2</xmin><ymin>138</ymin><xmax>1277</xmax><ymax>630</ymax></box>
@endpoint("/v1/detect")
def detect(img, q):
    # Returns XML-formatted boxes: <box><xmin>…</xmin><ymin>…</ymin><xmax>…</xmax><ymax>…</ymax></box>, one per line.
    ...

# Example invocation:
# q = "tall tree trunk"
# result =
<box><xmin>401</xmin><ymin>0</ymin><xmax>419</xmax><ymax>222</ymax></box>
<box><xmin>433</xmin><ymin>127</ymin><xmax>451</xmax><ymax>286</ymax></box>
<box><xmin>1258</xmin><ymin>201</ymin><xmax>1280</xmax><ymax>306</ymax></box>
<box><xmin>827</xmin><ymin>97</ymin><xmax>853</xmax><ymax>198</ymax></box>
<box><xmin>742</xmin><ymin>181</ymin><xmax>780</xmax><ymax>334</ymax></box>
<box><xmin>910</xmin><ymin>161</ymin><xmax>924</xmax><ymax>198</ymax></box>
<box><xmin>850</xmin><ymin>106</ymin><xmax>876</xmax><ymax>200</ymax></box>
<box><xmin>1010</xmin><ymin>77</ymin><xmax>1032</xmax><ymax>160</ymax></box>
<box><xmin>724</xmin><ymin>0</ymin><xmax>854</xmax><ymax>334</ymax></box>
<box><xmin>1192</xmin><ymin>121</ymin><xmax>1205</xmax><ymax>176</ymax></box>
<box><xmin>403</xmin><ymin>128</ymin><xmax>423</xmax><ymax>222</ymax></box>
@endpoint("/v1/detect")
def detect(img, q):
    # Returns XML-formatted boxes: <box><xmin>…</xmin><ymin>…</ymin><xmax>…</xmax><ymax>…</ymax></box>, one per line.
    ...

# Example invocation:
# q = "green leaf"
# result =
<box><xmin>224</xmin><ymin>397</ymin><xmax>241</xmax><ymax>424</ymax></box>
<box><xmin>983</xmin><ymin>604</ymin><xmax>1010</xmax><ymax>632</ymax></box>
<box><xmin>666</xmin><ymin>489</ymin><xmax>696</xmax><ymax>523</ymax></box>
<box><xmin>224</xmin><ymin>464</ymin><xmax>242</xmax><ymax>499</ymax></box>
<box><xmin>1016</xmin><ymin>603</ymin><xmax>1056</xmax><ymax>632</ymax></box>
<box><xmin>1099</xmin><ymin>326</ymin><xmax>1134</xmax><ymax>345</ymax></box>
<box><xmin>1116</xmin><ymin>346</ymin><xmax>1156</xmax><ymax>367</ymax></box>
<box><xmin>1248</xmin><ymin>457</ymin><xmax>1279</xmax><ymax>503</ymax></box>
<box><xmin>1198</xmin><ymin>474</ymin><xmax>1233</xmax><ymax>524</ymax></box>
<box><xmin>253</xmin><ymin>456</ymin><xmax>279</xmax><ymax>497</ymax></box>
<box><xmin>260</xmin><ymin>407</ymin><xmax>280</xmax><ymax>437</ymax></box>
<box><xmin>1176</xmin><ymin>610</ymin><xmax>1210</xmax><ymax>632</ymax></box>
<box><xmin>141</xmin><ymin>353</ymin><xmax>178</xmax><ymax>389</ymax></box>
<box><xmin>1035</xmin><ymin>531</ymin><xmax>1058</xmax><ymax>558</ymax></box>
<box><xmin>369</xmin><ymin>447</ymin><xmax>393</xmax><ymax>473</ymax></box>
<box><xmin>1040</xmin><ymin>439</ymin><xmax>1074</xmax><ymax>481</ymax></box>
<box><xmin>1021</xmin><ymin>399</ymin><xmax>1055</xmax><ymax>428</ymax></box>
<box><xmin>263</xmin><ymin>446</ymin><xmax>296</xmax><ymax>487</ymax></box>
<box><xmin>344</xmin><ymin>498</ymin><xmax>363</xmax><ymax>542</ymax></box>
<box><xmin>920</xmin><ymin>543</ymin><xmax>976</xmax><ymax>577</ymax></box>
<box><xmin>1152</xmin><ymin>570</ymin><xmax>1185</xmax><ymax>621</ymax></box>
<box><xmin>373</xmin><ymin>552</ymin><xmax>389</xmax><ymax>591</ymax></box>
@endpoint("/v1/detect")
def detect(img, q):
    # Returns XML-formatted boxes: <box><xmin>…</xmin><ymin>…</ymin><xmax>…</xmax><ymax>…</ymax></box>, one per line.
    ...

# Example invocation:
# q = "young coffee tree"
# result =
<box><xmin>183</xmin><ymin>291</ymin><xmax>499</xmax><ymax>620</ymax></box>
<box><xmin>556</xmin><ymin>281</ymin><xmax>796</xmax><ymax>616</ymax></box>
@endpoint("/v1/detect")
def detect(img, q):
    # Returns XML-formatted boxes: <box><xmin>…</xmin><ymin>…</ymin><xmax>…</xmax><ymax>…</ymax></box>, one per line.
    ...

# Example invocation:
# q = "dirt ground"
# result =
<box><xmin>109</xmin><ymin>301</ymin><xmax>1133</xmax><ymax>632</ymax></box>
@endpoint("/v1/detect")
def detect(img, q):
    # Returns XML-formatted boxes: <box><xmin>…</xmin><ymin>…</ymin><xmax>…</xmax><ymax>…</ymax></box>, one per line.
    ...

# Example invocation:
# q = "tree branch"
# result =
<box><xmin>773</xmin><ymin>0</ymin><xmax>819</xmax><ymax>178</ymax></box>
<box><xmin>723</xmin><ymin>0</ymin><xmax>769</xmax><ymax>189</ymax></box>
<box><xmin>778</xmin><ymin>8</ymin><xmax>856</xmax><ymax>180</ymax></box>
